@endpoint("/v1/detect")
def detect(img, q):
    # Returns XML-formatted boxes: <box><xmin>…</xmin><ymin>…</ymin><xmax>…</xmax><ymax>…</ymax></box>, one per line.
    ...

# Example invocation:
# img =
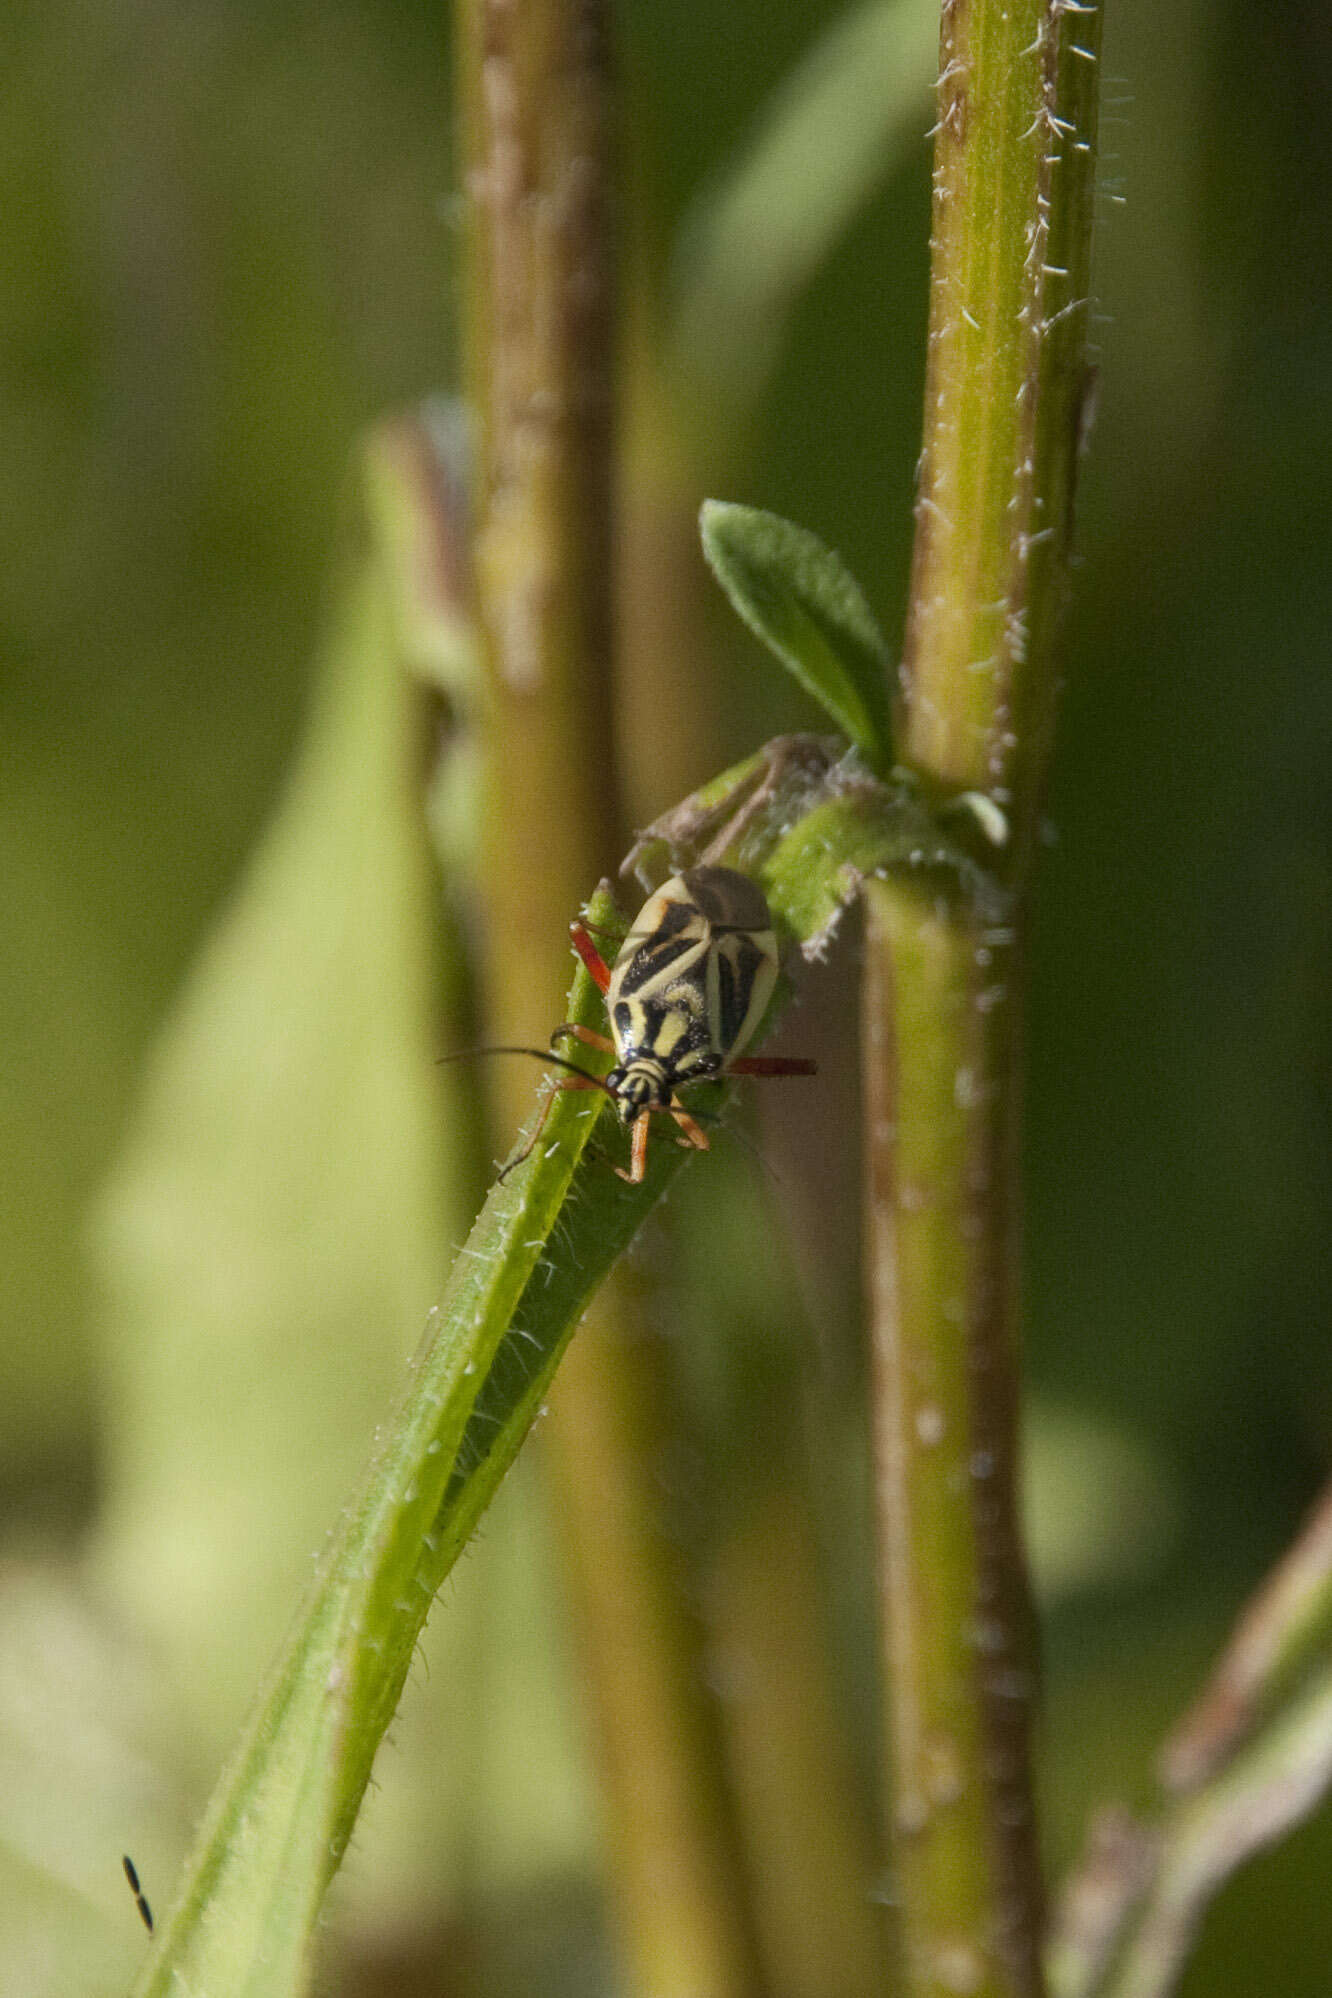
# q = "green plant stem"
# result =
<box><xmin>900</xmin><ymin>0</ymin><xmax>1102</xmax><ymax>830</ymax></box>
<box><xmin>868</xmin><ymin>0</ymin><xmax>1103</xmax><ymax>1991</ymax></box>
<box><xmin>455</xmin><ymin>8</ymin><xmax>764</xmax><ymax>1993</ymax></box>
<box><xmin>864</xmin><ymin>878</ymin><xmax>1034</xmax><ymax>1998</ymax></box>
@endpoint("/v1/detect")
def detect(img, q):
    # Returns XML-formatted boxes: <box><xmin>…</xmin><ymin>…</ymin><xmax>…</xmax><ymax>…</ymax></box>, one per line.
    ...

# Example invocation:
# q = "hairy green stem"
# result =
<box><xmin>900</xmin><ymin>0</ymin><xmax>1102</xmax><ymax>831</ymax></box>
<box><xmin>865</xmin><ymin>879</ymin><xmax>1035</xmax><ymax>1997</ymax></box>
<box><xmin>869</xmin><ymin>0</ymin><xmax>1103</xmax><ymax>1990</ymax></box>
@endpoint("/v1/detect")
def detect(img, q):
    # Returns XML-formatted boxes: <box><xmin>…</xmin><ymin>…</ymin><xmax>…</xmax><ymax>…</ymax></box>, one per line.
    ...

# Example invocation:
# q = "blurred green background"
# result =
<box><xmin>3</xmin><ymin>1</ymin><xmax>1330</xmax><ymax>1992</ymax></box>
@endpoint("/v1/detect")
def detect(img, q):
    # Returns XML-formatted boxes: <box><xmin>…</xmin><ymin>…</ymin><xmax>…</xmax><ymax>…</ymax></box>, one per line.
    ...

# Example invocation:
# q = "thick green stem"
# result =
<box><xmin>900</xmin><ymin>0</ymin><xmax>1102</xmax><ymax>830</ymax></box>
<box><xmin>865</xmin><ymin>880</ymin><xmax>1035</xmax><ymax>1997</ymax></box>
<box><xmin>869</xmin><ymin>0</ymin><xmax>1103</xmax><ymax>1990</ymax></box>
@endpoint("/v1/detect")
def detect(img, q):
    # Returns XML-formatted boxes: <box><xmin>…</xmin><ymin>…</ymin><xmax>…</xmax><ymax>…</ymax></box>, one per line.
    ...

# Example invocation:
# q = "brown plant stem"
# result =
<box><xmin>1049</xmin><ymin>1479</ymin><xmax>1332</xmax><ymax>1998</ymax></box>
<box><xmin>455</xmin><ymin>6</ymin><xmax>764</xmax><ymax>1993</ymax></box>
<box><xmin>617</xmin><ymin>354</ymin><xmax>898</xmax><ymax>1997</ymax></box>
<box><xmin>706</xmin><ymin>1480</ymin><xmax>889</xmax><ymax>1998</ymax></box>
<box><xmin>542</xmin><ymin>1311</ymin><xmax>765</xmax><ymax>1998</ymax></box>
<box><xmin>1159</xmin><ymin>1477</ymin><xmax>1332</xmax><ymax>1796</ymax></box>
<box><xmin>455</xmin><ymin>0</ymin><xmax>618</xmax><ymax>1012</ymax></box>
<box><xmin>1050</xmin><ymin>1677</ymin><xmax>1332</xmax><ymax>1998</ymax></box>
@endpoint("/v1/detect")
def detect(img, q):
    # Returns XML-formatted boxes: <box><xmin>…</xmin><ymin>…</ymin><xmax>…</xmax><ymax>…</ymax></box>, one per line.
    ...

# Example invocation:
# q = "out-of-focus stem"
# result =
<box><xmin>1052</xmin><ymin>1675</ymin><xmax>1332</xmax><ymax>1998</ymax></box>
<box><xmin>1159</xmin><ymin>1478</ymin><xmax>1332</xmax><ymax>1795</ymax></box>
<box><xmin>1049</xmin><ymin>1481</ymin><xmax>1332</xmax><ymax>1998</ymax></box>
<box><xmin>618</xmin><ymin>334</ymin><xmax>899</xmax><ymax>1997</ymax></box>
<box><xmin>455</xmin><ymin>0</ymin><xmax>618</xmax><ymax>1027</ymax></box>
<box><xmin>707</xmin><ymin>1482</ymin><xmax>888</xmax><ymax>1998</ymax></box>
<box><xmin>542</xmin><ymin>1313</ymin><xmax>765</xmax><ymax>1998</ymax></box>
<box><xmin>455</xmin><ymin>8</ymin><xmax>764</xmax><ymax>1994</ymax></box>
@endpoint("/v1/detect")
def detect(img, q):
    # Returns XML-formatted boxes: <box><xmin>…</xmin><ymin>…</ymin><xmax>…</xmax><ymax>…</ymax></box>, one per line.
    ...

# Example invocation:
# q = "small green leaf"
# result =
<box><xmin>700</xmin><ymin>501</ymin><xmax>891</xmax><ymax>763</ymax></box>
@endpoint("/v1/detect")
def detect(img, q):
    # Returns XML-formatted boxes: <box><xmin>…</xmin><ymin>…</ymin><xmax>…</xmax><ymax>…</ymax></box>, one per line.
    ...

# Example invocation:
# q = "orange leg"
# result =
<box><xmin>611</xmin><ymin>1100</ymin><xmax>712</xmax><ymax>1184</ymax></box>
<box><xmin>669</xmin><ymin>1103</ymin><xmax>711</xmax><ymax>1152</ymax></box>
<box><xmin>499</xmin><ymin>1073</ymin><xmax>607</xmax><ymax>1182</ymax></box>
<box><xmin>552</xmin><ymin>1022</ymin><xmax>614</xmax><ymax>1055</ymax></box>
<box><xmin>569</xmin><ymin>920</ymin><xmax>612</xmax><ymax>994</ymax></box>
<box><xmin>615</xmin><ymin>1110</ymin><xmax>652</xmax><ymax>1184</ymax></box>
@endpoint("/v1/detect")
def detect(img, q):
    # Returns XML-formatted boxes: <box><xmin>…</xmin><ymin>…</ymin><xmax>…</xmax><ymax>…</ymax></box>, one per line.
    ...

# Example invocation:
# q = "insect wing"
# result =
<box><xmin>671</xmin><ymin>872</ymin><xmax>780</xmax><ymax>1062</ymax></box>
<box><xmin>708</xmin><ymin>924</ymin><xmax>777</xmax><ymax>1062</ymax></box>
<box><xmin>607</xmin><ymin>879</ymin><xmax>708</xmax><ymax>1067</ymax></box>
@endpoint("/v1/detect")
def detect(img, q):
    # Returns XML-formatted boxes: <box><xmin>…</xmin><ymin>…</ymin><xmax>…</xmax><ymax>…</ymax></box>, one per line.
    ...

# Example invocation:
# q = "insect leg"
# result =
<box><xmin>725</xmin><ymin>1055</ymin><xmax>818</xmax><ymax>1077</ymax></box>
<box><xmin>569</xmin><ymin>921</ymin><xmax>613</xmax><ymax>994</ymax></box>
<box><xmin>668</xmin><ymin>1103</ymin><xmax>711</xmax><ymax>1153</ymax></box>
<box><xmin>499</xmin><ymin>1075</ymin><xmax>609</xmax><ymax>1182</ymax></box>
<box><xmin>614</xmin><ymin>1111</ymin><xmax>652</xmax><ymax>1185</ymax></box>
<box><xmin>552</xmin><ymin>1023</ymin><xmax>615</xmax><ymax>1054</ymax></box>
<box><xmin>696</xmin><ymin>734</ymin><xmax>809</xmax><ymax>864</ymax></box>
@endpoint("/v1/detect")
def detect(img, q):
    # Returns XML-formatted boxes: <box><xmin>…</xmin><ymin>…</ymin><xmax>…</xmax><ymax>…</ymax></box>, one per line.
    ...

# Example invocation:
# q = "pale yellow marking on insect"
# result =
<box><xmin>653</xmin><ymin>1011</ymin><xmax>689</xmax><ymax>1057</ymax></box>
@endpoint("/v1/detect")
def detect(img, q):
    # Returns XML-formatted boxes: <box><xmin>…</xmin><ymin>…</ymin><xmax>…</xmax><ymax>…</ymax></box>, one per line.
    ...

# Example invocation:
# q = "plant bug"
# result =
<box><xmin>503</xmin><ymin>866</ymin><xmax>816</xmax><ymax>1184</ymax></box>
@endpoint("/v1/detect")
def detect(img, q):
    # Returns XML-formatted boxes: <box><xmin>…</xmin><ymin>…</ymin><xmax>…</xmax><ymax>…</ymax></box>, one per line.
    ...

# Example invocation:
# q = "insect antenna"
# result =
<box><xmin>436</xmin><ymin>1045</ymin><xmax>605</xmax><ymax>1087</ymax></box>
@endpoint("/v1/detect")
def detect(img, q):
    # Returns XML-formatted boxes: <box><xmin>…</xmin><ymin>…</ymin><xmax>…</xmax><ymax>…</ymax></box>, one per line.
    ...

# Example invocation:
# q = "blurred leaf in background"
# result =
<box><xmin>1</xmin><ymin>0</ymin><xmax>452</xmax><ymax>1476</ymax></box>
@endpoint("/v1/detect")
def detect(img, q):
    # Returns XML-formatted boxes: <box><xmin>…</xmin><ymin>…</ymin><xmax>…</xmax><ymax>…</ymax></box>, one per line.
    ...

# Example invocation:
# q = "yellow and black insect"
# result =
<box><xmin>503</xmin><ymin>866</ymin><xmax>815</xmax><ymax>1184</ymax></box>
